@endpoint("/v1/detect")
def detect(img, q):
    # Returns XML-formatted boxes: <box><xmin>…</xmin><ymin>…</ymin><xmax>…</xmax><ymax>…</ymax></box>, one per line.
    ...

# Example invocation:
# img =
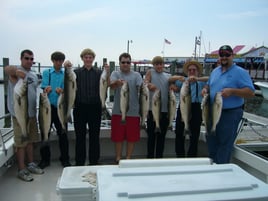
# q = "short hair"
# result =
<box><xmin>119</xmin><ymin>52</ymin><xmax>131</xmax><ymax>61</ymax></box>
<box><xmin>152</xmin><ymin>56</ymin><xmax>164</xmax><ymax>65</ymax></box>
<box><xmin>80</xmin><ymin>48</ymin><xmax>96</xmax><ymax>59</ymax></box>
<box><xmin>20</xmin><ymin>49</ymin><xmax>33</xmax><ymax>59</ymax></box>
<box><xmin>51</xmin><ymin>51</ymin><xmax>65</xmax><ymax>61</ymax></box>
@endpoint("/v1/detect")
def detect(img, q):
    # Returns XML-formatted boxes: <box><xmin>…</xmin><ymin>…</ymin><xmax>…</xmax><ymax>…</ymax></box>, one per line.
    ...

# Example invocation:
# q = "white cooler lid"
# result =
<box><xmin>57</xmin><ymin>165</ymin><xmax>116</xmax><ymax>195</ymax></box>
<box><xmin>97</xmin><ymin>163</ymin><xmax>268</xmax><ymax>201</ymax></box>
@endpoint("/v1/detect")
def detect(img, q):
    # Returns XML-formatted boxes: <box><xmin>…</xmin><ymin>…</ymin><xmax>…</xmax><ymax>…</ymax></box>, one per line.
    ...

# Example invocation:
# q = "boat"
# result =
<box><xmin>254</xmin><ymin>81</ymin><xmax>268</xmax><ymax>100</ymax></box>
<box><xmin>0</xmin><ymin>109</ymin><xmax>268</xmax><ymax>200</ymax></box>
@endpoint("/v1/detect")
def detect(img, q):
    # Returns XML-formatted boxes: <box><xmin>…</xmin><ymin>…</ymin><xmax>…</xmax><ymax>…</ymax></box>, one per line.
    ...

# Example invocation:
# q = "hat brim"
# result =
<box><xmin>183</xmin><ymin>61</ymin><xmax>203</xmax><ymax>74</ymax></box>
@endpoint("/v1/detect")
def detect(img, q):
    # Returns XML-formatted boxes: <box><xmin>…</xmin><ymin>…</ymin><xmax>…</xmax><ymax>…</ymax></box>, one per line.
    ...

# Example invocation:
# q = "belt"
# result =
<box><xmin>222</xmin><ymin>106</ymin><xmax>243</xmax><ymax>111</ymax></box>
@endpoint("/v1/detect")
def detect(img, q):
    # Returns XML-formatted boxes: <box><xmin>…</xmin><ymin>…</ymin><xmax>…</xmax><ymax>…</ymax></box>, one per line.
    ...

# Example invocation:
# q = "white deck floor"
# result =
<box><xmin>0</xmin><ymin>160</ymin><xmax>63</xmax><ymax>201</ymax></box>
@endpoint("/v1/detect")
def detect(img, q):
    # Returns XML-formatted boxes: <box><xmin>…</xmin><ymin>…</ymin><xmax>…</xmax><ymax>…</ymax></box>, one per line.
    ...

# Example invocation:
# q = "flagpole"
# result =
<box><xmin>162</xmin><ymin>40</ymin><xmax>165</xmax><ymax>57</ymax></box>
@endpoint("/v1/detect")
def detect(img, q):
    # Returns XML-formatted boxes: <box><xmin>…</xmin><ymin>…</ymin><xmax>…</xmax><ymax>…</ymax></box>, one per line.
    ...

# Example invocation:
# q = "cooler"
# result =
<box><xmin>96</xmin><ymin>163</ymin><xmax>268</xmax><ymax>201</ymax></box>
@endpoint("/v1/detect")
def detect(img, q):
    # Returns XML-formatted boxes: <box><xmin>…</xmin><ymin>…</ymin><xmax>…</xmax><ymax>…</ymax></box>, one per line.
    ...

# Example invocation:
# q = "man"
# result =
<box><xmin>5</xmin><ymin>49</ymin><xmax>44</xmax><ymax>181</ymax></box>
<box><xmin>73</xmin><ymin>48</ymin><xmax>109</xmax><ymax>165</ymax></box>
<box><xmin>145</xmin><ymin>56</ymin><xmax>170</xmax><ymax>158</ymax></box>
<box><xmin>169</xmin><ymin>60</ymin><xmax>208</xmax><ymax>157</ymax></box>
<box><xmin>109</xmin><ymin>52</ymin><xmax>143</xmax><ymax>163</ymax></box>
<box><xmin>39</xmin><ymin>51</ymin><xmax>71</xmax><ymax>168</ymax></box>
<box><xmin>202</xmin><ymin>45</ymin><xmax>255</xmax><ymax>164</ymax></box>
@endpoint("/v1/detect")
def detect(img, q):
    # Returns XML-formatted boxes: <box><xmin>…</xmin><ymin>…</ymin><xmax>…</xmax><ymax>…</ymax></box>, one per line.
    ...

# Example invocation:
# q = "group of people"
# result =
<box><xmin>6</xmin><ymin>45</ymin><xmax>255</xmax><ymax>182</ymax></box>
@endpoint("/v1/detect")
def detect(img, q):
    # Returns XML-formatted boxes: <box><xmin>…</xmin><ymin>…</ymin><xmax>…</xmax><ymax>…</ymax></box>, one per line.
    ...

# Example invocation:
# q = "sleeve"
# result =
<box><xmin>110</xmin><ymin>71</ymin><xmax>118</xmax><ymax>82</ymax></box>
<box><xmin>41</xmin><ymin>69</ymin><xmax>49</xmax><ymax>89</ymax></box>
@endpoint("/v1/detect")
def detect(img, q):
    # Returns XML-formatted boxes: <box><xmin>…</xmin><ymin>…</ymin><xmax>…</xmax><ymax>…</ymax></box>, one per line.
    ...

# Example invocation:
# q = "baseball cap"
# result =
<box><xmin>219</xmin><ymin>45</ymin><xmax>233</xmax><ymax>54</ymax></box>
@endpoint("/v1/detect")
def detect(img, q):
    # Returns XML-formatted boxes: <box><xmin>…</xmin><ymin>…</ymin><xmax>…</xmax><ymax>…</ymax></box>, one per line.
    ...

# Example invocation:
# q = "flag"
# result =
<box><xmin>164</xmin><ymin>38</ymin><xmax>171</xmax><ymax>45</ymax></box>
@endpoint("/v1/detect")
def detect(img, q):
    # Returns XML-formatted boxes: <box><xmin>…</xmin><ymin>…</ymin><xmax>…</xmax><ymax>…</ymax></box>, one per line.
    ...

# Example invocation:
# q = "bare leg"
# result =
<box><xmin>126</xmin><ymin>142</ymin><xmax>135</xmax><ymax>159</ymax></box>
<box><xmin>26</xmin><ymin>143</ymin><xmax>33</xmax><ymax>164</ymax></box>
<box><xmin>115</xmin><ymin>142</ymin><xmax>122</xmax><ymax>161</ymax></box>
<box><xmin>16</xmin><ymin>147</ymin><xmax>26</xmax><ymax>170</ymax></box>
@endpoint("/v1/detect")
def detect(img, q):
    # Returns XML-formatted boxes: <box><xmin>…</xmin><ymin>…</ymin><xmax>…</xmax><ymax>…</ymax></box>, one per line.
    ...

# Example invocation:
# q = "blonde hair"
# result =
<box><xmin>152</xmin><ymin>56</ymin><xmax>164</xmax><ymax>65</ymax></box>
<box><xmin>80</xmin><ymin>48</ymin><xmax>96</xmax><ymax>59</ymax></box>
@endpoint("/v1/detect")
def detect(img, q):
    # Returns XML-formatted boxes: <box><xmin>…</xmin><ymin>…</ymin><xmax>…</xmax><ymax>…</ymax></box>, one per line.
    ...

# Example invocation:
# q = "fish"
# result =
<box><xmin>120</xmin><ymin>81</ymin><xmax>129</xmax><ymax>124</ymax></box>
<box><xmin>201</xmin><ymin>93</ymin><xmax>210</xmax><ymax>135</ymax></box>
<box><xmin>139</xmin><ymin>83</ymin><xmax>149</xmax><ymax>129</ymax></box>
<box><xmin>38</xmin><ymin>92</ymin><xmax>51</xmax><ymax>141</ymax></box>
<box><xmin>13</xmin><ymin>79</ymin><xmax>29</xmax><ymax>141</ymax></box>
<box><xmin>168</xmin><ymin>89</ymin><xmax>177</xmax><ymax>130</ymax></box>
<box><xmin>152</xmin><ymin>89</ymin><xmax>161</xmax><ymax>133</ymax></box>
<box><xmin>99</xmin><ymin>68</ymin><xmax>109</xmax><ymax>110</ymax></box>
<box><xmin>179</xmin><ymin>80</ymin><xmax>191</xmax><ymax>135</ymax></box>
<box><xmin>211</xmin><ymin>92</ymin><xmax>223</xmax><ymax>135</ymax></box>
<box><xmin>57</xmin><ymin>67</ymin><xmax>77</xmax><ymax>131</ymax></box>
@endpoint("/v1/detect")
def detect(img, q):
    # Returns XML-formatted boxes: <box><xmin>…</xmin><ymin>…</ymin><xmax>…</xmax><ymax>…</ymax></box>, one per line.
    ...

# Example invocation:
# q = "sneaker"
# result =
<box><xmin>18</xmin><ymin>169</ymin><xmax>33</xmax><ymax>182</ymax></box>
<box><xmin>27</xmin><ymin>162</ymin><xmax>44</xmax><ymax>174</ymax></box>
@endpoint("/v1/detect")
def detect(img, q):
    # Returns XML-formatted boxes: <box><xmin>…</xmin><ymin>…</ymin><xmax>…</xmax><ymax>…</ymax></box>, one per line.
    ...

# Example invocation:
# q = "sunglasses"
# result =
<box><xmin>24</xmin><ymin>57</ymin><xmax>34</xmax><ymax>61</ymax></box>
<box><xmin>121</xmin><ymin>61</ymin><xmax>131</xmax><ymax>64</ymax></box>
<box><xmin>219</xmin><ymin>52</ymin><xmax>232</xmax><ymax>58</ymax></box>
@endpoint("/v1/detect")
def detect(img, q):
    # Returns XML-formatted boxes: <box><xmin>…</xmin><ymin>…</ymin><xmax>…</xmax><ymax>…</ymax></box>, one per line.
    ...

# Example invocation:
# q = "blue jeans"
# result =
<box><xmin>206</xmin><ymin>107</ymin><xmax>243</xmax><ymax>164</ymax></box>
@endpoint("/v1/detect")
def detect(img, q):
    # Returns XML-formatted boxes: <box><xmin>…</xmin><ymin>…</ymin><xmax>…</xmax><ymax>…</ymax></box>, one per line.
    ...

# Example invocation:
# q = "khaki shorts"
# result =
<box><xmin>13</xmin><ymin>117</ymin><xmax>39</xmax><ymax>148</ymax></box>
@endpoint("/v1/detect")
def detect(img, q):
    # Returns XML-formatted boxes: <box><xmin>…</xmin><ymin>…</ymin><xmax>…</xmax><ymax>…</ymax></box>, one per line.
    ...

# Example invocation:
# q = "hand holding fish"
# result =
<box><xmin>55</xmin><ymin>87</ymin><xmax>63</xmax><ymax>94</ymax></box>
<box><xmin>15</xmin><ymin>69</ymin><xmax>26</xmax><ymax>79</ymax></box>
<box><xmin>221</xmin><ymin>88</ymin><xmax>232</xmax><ymax>98</ymax></box>
<box><xmin>188</xmin><ymin>75</ymin><xmax>198</xmax><ymax>83</ymax></box>
<box><xmin>147</xmin><ymin>83</ymin><xmax>157</xmax><ymax>91</ymax></box>
<box><xmin>201</xmin><ymin>86</ymin><xmax>209</xmax><ymax>97</ymax></box>
<box><xmin>104</xmin><ymin>63</ymin><xmax>110</xmax><ymax>74</ymax></box>
<box><xmin>44</xmin><ymin>86</ymin><xmax>52</xmax><ymax>93</ymax></box>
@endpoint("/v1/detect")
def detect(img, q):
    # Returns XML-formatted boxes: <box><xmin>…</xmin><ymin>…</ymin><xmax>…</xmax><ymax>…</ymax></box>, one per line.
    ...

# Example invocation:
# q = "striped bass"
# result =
<box><xmin>120</xmin><ymin>81</ymin><xmax>129</xmax><ymax>124</ymax></box>
<box><xmin>152</xmin><ymin>89</ymin><xmax>161</xmax><ymax>133</ymax></box>
<box><xmin>139</xmin><ymin>83</ymin><xmax>149</xmax><ymax>129</ymax></box>
<box><xmin>99</xmin><ymin>68</ymin><xmax>109</xmax><ymax>110</ymax></box>
<box><xmin>57</xmin><ymin>67</ymin><xmax>77</xmax><ymax>131</ymax></box>
<box><xmin>38</xmin><ymin>92</ymin><xmax>51</xmax><ymax>141</ymax></box>
<box><xmin>13</xmin><ymin>79</ymin><xmax>29</xmax><ymax>141</ymax></box>
<box><xmin>180</xmin><ymin>80</ymin><xmax>191</xmax><ymax>135</ymax></box>
<box><xmin>201</xmin><ymin>93</ymin><xmax>210</xmax><ymax>135</ymax></box>
<box><xmin>168</xmin><ymin>89</ymin><xmax>176</xmax><ymax>130</ymax></box>
<box><xmin>211</xmin><ymin>92</ymin><xmax>222</xmax><ymax>135</ymax></box>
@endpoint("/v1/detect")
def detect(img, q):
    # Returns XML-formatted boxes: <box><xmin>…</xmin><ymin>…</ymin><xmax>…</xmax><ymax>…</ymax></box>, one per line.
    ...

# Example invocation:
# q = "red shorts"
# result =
<box><xmin>111</xmin><ymin>115</ymin><xmax>140</xmax><ymax>142</ymax></box>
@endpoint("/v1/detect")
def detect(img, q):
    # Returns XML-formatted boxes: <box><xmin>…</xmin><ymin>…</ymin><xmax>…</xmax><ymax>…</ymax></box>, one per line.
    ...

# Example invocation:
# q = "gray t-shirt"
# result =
<box><xmin>110</xmin><ymin>70</ymin><xmax>143</xmax><ymax>116</ymax></box>
<box><xmin>149</xmin><ymin>69</ymin><xmax>171</xmax><ymax>112</ymax></box>
<box><xmin>7</xmin><ymin>66</ymin><xmax>39</xmax><ymax>117</ymax></box>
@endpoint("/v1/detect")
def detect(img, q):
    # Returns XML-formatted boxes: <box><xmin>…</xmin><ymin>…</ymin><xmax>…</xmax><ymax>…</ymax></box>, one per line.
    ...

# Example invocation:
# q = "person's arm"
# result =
<box><xmin>168</xmin><ymin>75</ymin><xmax>185</xmax><ymax>83</ymax></box>
<box><xmin>221</xmin><ymin>87</ymin><xmax>255</xmax><ymax>98</ymax></box>
<box><xmin>5</xmin><ymin>65</ymin><xmax>25</xmax><ymax>83</ymax></box>
<box><xmin>144</xmin><ymin>69</ymin><xmax>157</xmax><ymax>91</ymax></box>
<box><xmin>197</xmin><ymin>76</ymin><xmax>209</xmax><ymax>82</ymax></box>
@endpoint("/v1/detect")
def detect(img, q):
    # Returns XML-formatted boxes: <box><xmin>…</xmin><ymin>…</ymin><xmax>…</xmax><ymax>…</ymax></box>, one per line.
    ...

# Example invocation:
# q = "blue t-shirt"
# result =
<box><xmin>208</xmin><ymin>64</ymin><xmax>255</xmax><ymax>109</ymax></box>
<box><xmin>41</xmin><ymin>67</ymin><xmax>64</xmax><ymax>107</ymax></box>
<box><xmin>175</xmin><ymin>78</ymin><xmax>206</xmax><ymax>103</ymax></box>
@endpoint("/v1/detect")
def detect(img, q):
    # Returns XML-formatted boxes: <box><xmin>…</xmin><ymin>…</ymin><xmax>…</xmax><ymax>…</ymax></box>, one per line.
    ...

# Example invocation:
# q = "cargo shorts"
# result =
<box><xmin>12</xmin><ymin>116</ymin><xmax>39</xmax><ymax>148</ymax></box>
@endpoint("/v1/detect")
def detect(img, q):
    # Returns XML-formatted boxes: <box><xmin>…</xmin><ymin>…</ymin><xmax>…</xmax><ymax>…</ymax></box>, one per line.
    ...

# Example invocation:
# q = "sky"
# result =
<box><xmin>1</xmin><ymin>0</ymin><xmax>268</xmax><ymax>67</ymax></box>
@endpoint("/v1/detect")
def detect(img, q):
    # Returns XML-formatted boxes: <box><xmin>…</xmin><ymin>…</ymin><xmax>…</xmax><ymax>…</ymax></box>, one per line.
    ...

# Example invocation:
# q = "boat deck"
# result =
<box><xmin>0</xmin><ymin>112</ymin><xmax>268</xmax><ymax>201</ymax></box>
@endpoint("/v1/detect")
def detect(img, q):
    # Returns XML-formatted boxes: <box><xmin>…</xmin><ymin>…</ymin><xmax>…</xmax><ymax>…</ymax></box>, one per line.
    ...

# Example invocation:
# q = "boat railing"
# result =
<box><xmin>0</xmin><ymin>113</ymin><xmax>13</xmax><ymax>156</ymax></box>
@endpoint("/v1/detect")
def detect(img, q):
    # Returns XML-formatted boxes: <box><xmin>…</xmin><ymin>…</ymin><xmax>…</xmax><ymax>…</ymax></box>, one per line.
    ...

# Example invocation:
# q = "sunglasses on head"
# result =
<box><xmin>24</xmin><ymin>57</ymin><xmax>34</xmax><ymax>61</ymax></box>
<box><xmin>121</xmin><ymin>61</ymin><xmax>131</xmax><ymax>64</ymax></box>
